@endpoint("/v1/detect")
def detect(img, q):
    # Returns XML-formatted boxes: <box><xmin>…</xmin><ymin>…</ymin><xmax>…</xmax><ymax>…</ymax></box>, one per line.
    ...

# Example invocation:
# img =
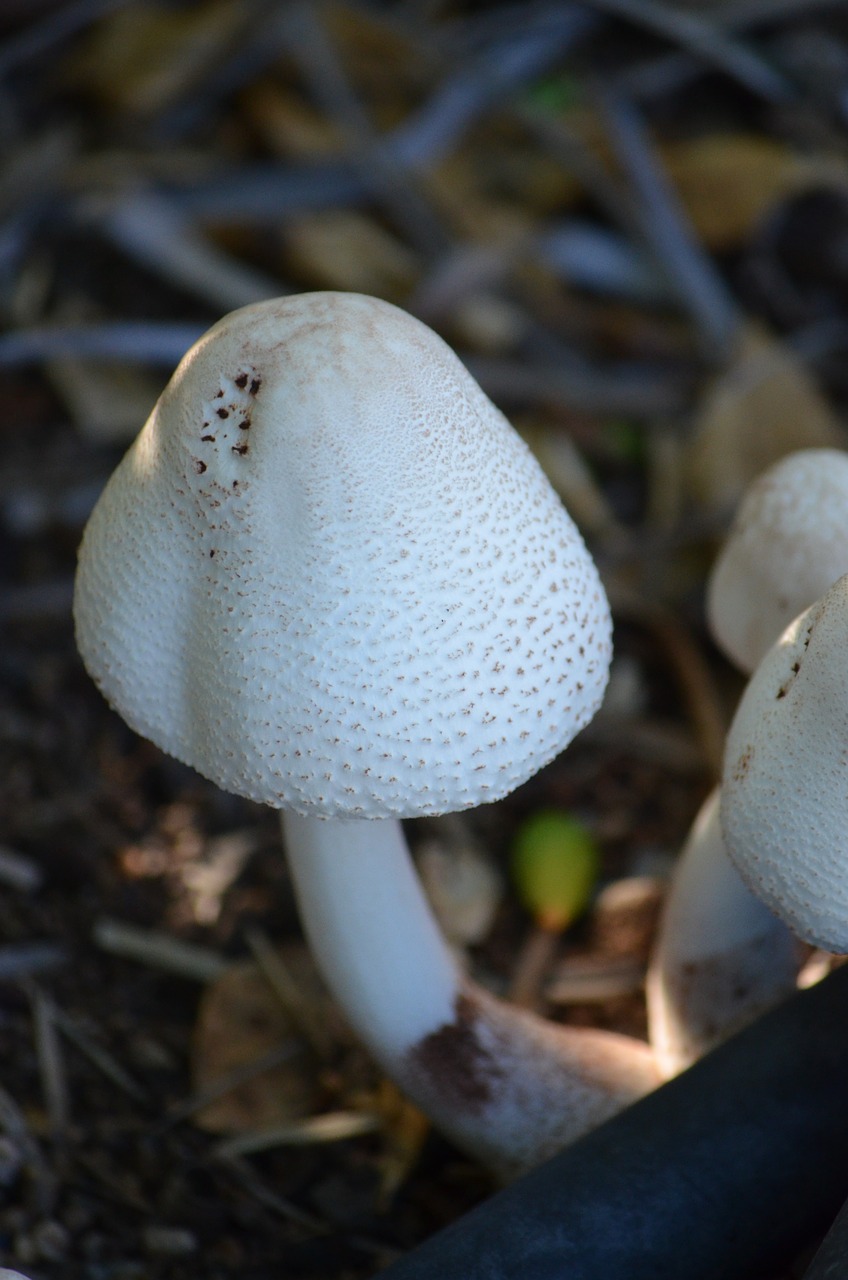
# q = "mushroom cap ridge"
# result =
<box><xmin>721</xmin><ymin>574</ymin><xmax>848</xmax><ymax>952</ymax></box>
<box><xmin>74</xmin><ymin>292</ymin><xmax>612</xmax><ymax>819</ymax></box>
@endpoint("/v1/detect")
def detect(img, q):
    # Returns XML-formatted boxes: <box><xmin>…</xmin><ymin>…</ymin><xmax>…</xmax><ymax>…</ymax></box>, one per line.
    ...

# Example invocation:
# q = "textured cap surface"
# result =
<box><xmin>721</xmin><ymin>575</ymin><xmax>848</xmax><ymax>951</ymax></box>
<box><xmin>75</xmin><ymin>292</ymin><xmax>611</xmax><ymax>818</ymax></box>
<box><xmin>707</xmin><ymin>448</ymin><xmax>848</xmax><ymax>673</ymax></box>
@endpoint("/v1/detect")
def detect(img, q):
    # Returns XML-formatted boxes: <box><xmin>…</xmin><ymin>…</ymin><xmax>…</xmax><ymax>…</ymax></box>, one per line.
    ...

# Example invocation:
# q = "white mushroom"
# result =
<box><xmin>707</xmin><ymin>448</ymin><xmax>848</xmax><ymax>674</ymax></box>
<box><xmin>646</xmin><ymin>787</ymin><xmax>797</xmax><ymax>1076</ymax></box>
<box><xmin>646</xmin><ymin>449</ymin><xmax>848</xmax><ymax>1072</ymax></box>
<box><xmin>722</xmin><ymin>576</ymin><xmax>848</xmax><ymax>954</ymax></box>
<box><xmin>74</xmin><ymin>291</ymin><xmax>659</xmax><ymax>1180</ymax></box>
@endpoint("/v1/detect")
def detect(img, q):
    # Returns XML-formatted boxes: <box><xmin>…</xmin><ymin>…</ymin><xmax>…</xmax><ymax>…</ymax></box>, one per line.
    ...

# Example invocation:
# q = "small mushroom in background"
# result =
<box><xmin>722</xmin><ymin>575</ymin><xmax>848</xmax><ymax>954</ymax></box>
<box><xmin>646</xmin><ymin>449</ymin><xmax>848</xmax><ymax>1073</ymax></box>
<box><xmin>74</xmin><ymin>291</ymin><xmax>659</xmax><ymax>1182</ymax></box>
<box><xmin>707</xmin><ymin>447</ymin><xmax>848</xmax><ymax>673</ymax></box>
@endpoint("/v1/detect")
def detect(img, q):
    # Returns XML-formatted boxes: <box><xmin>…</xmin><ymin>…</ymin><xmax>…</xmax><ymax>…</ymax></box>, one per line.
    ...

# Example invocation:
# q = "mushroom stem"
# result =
<box><xmin>282</xmin><ymin>811</ymin><xmax>660</xmax><ymax>1180</ymax></box>
<box><xmin>281</xmin><ymin>812</ymin><xmax>459</xmax><ymax>1057</ymax></box>
<box><xmin>646</xmin><ymin>788</ymin><xmax>798</xmax><ymax>1077</ymax></box>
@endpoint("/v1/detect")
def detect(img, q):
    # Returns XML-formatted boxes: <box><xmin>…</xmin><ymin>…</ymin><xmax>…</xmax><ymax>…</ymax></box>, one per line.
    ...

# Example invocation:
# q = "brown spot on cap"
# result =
<box><xmin>731</xmin><ymin>746</ymin><xmax>753</xmax><ymax>783</ymax></box>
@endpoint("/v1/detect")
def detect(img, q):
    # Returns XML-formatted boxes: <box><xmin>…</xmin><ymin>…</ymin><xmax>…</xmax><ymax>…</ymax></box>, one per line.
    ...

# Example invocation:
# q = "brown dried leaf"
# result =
<box><xmin>521</xmin><ymin>423</ymin><xmax>620</xmax><ymax>537</ymax></box>
<box><xmin>213</xmin><ymin>1109</ymin><xmax>382</xmax><ymax>1158</ymax></box>
<box><xmin>239</xmin><ymin>83</ymin><xmax>345</xmax><ymax>159</ymax></box>
<box><xmin>662</xmin><ymin>134</ymin><xmax>848</xmax><ymax>251</ymax></box>
<box><xmin>362</xmin><ymin>1079</ymin><xmax>431</xmax><ymax>1205</ymax></box>
<box><xmin>428</xmin><ymin>152</ymin><xmax>568</xmax><ymax>241</ymax></box>
<box><xmin>191</xmin><ymin>954</ymin><xmax>322</xmax><ymax>1134</ymax></box>
<box><xmin>324</xmin><ymin>1</ymin><xmax>425</xmax><ymax>124</ymax></box>
<box><xmin>47</xmin><ymin>359</ymin><xmax>161</xmax><ymax>444</ymax></box>
<box><xmin>282</xmin><ymin>210</ymin><xmax>419</xmax><ymax>298</ymax></box>
<box><xmin>67</xmin><ymin>0</ymin><xmax>246</xmax><ymax>116</ymax></box>
<box><xmin>591</xmin><ymin>876</ymin><xmax>667</xmax><ymax>964</ymax></box>
<box><xmin>685</xmin><ymin>324</ymin><xmax>845</xmax><ymax>515</ymax></box>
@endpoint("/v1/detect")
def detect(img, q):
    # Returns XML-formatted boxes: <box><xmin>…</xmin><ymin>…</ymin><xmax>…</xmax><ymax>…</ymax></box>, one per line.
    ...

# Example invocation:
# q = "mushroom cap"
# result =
<box><xmin>721</xmin><ymin>575</ymin><xmax>848</xmax><ymax>952</ymax></box>
<box><xmin>707</xmin><ymin>448</ymin><xmax>848</xmax><ymax>674</ymax></box>
<box><xmin>74</xmin><ymin>292</ymin><xmax>611</xmax><ymax>819</ymax></box>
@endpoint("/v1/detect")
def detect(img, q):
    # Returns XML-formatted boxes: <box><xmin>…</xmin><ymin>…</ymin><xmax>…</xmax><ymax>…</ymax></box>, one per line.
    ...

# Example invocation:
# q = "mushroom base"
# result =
<box><xmin>282</xmin><ymin>811</ymin><xmax>660</xmax><ymax>1179</ymax></box>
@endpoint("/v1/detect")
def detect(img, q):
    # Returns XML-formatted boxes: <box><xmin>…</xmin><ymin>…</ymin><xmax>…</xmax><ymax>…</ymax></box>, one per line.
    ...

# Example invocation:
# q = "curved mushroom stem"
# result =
<box><xmin>646</xmin><ymin>788</ymin><xmax>798</xmax><ymax>1078</ymax></box>
<box><xmin>282</xmin><ymin>811</ymin><xmax>660</xmax><ymax>1180</ymax></box>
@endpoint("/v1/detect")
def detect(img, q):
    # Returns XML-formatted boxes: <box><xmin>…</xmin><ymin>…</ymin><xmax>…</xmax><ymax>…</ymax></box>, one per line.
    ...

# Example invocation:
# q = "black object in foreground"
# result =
<box><xmin>805</xmin><ymin>1191</ymin><xmax>848</xmax><ymax>1280</ymax></box>
<box><xmin>381</xmin><ymin>965</ymin><xmax>848</xmax><ymax>1280</ymax></box>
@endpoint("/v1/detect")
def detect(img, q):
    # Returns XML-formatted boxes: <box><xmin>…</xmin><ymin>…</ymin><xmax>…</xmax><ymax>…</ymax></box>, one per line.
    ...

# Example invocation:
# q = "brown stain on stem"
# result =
<box><xmin>404</xmin><ymin>992</ymin><xmax>503</xmax><ymax>1113</ymax></box>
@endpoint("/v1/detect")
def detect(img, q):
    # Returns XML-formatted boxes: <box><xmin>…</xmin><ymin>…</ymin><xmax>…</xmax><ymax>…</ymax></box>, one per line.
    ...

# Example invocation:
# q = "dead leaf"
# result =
<box><xmin>213</xmin><ymin>1109</ymin><xmax>382</xmax><ymax>1159</ymax></box>
<box><xmin>685</xmin><ymin>324</ymin><xmax>845</xmax><ymax>515</ymax></box>
<box><xmin>68</xmin><ymin>0</ymin><xmax>246</xmax><ymax>116</ymax></box>
<box><xmin>520</xmin><ymin>421</ymin><xmax>620</xmax><ymax>537</ymax></box>
<box><xmin>358</xmin><ymin>1079</ymin><xmax>430</xmax><ymax>1205</ymax></box>
<box><xmin>48</xmin><ymin>359</ymin><xmax>161</xmax><ymax>443</ymax></box>
<box><xmin>448</xmin><ymin>293</ymin><xmax>525</xmax><ymax>353</ymax></box>
<box><xmin>191</xmin><ymin>953</ymin><xmax>322</xmax><ymax>1134</ymax></box>
<box><xmin>662</xmin><ymin>134</ymin><xmax>848</xmax><ymax>251</ymax></box>
<box><xmin>324</xmin><ymin>2</ymin><xmax>424</xmax><ymax>126</ymax></box>
<box><xmin>239</xmin><ymin>82</ymin><xmax>345</xmax><ymax>159</ymax></box>
<box><xmin>282</xmin><ymin>210</ymin><xmax>419</xmax><ymax>298</ymax></box>
<box><xmin>591</xmin><ymin>876</ymin><xmax>667</xmax><ymax>963</ymax></box>
<box><xmin>427</xmin><ymin>150</ymin><xmax>569</xmax><ymax>242</ymax></box>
